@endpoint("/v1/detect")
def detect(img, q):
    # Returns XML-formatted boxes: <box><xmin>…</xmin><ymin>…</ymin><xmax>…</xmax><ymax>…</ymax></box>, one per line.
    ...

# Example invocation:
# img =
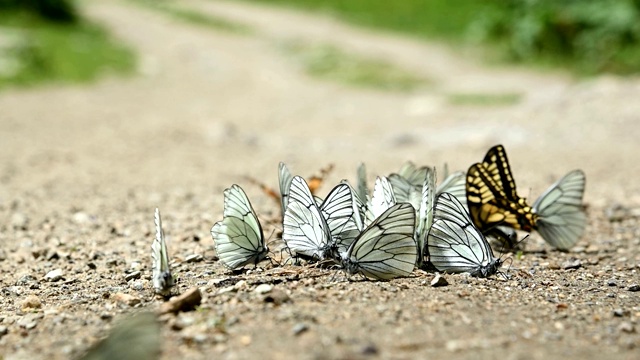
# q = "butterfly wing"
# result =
<box><xmin>466</xmin><ymin>146</ymin><xmax>536</xmax><ymax>232</ymax></box>
<box><xmin>152</xmin><ymin>208</ymin><xmax>174</xmax><ymax>295</ymax></box>
<box><xmin>388</xmin><ymin>174</ymin><xmax>422</xmax><ymax>210</ymax></box>
<box><xmin>428</xmin><ymin>193</ymin><xmax>500</xmax><ymax>278</ymax></box>
<box><xmin>415</xmin><ymin>167</ymin><xmax>436</xmax><ymax>267</ymax></box>
<box><xmin>278</xmin><ymin>162</ymin><xmax>294</xmax><ymax>216</ymax></box>
<box><xmin>355</xmin><ymin>163</ymin><xmax>369</xmax><ymax>206</ymax></box>
<box><xmin>436</xmin><ymin>170</ymin><xmax>467</xmax><ymax>207</ymax></box>
<box><xmin>282</xmin><ymin>176</ymin><xmax>331</xmax><ymax>259</ymax></box>
<box><xmin>343</xmin><ymin>203</ymin><xmax>417</xmax><ymax>280</ymax></box>
<box><xmin>533</xmin><ymin>170</ymin><xmax>587</xmax><ymax>250</ymax></box>
<box><xmin>211</xmin><ymin>185</ymin><xmax>268</xmax><ymax>270</ymax></box>
<box><xmin>367</xmin><ymin>176</ymin><xmax>397</xmax><ymax>226</ymax></box>
<box><xmin>320</xmin><ymin>183</ymin><xmax>360</xmax><ymax>256</ymax></box>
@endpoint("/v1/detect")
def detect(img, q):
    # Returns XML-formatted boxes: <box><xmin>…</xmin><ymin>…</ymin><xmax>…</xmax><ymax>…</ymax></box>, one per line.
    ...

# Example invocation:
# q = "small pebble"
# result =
<box><xmin>613</xmin><ymin>309</ymin><xmax>626</xmax><ymax>317</ymax></box>
<box><xmin>607</xmin><ymin>279</ymin><xmax>617</xmax><ymax>287</ymax></box>
<box><xmin>292</xmin><ymin>323</ymin><xmax>308</xmax><ymax>336</ymax></box>
<box><xmin>113</xmin><ymin>293</ymin><xmax>141</xmax><ymax>307</ymax></box>
<box><xmin>44</xmin><ymin>269</ymin><xmax>64</xmax><ymax>282</ymax></box>
<box><xmin>618</xmin><ymin>322</ymin><xmax>635</xmax><ymax>333</ymax></box>
<box><xmin>361</xmin><ymin>344</ymin><xmax>379</xmax><ymax>356</ymax></box>
<box><xmin>561</xmin><ymin>260</ymin><xmax>582</xmax><ymax>270</ymax></box>
<box><xmin>185</xmin><ymin>254</ymin><xmax>203</xmax><ymax>263</ymax></box>
<box><xmin>0</xmin><ymin>326</ymin><xmax>7</xmax><ymax>337</ymax></box>
<box><xmin>11</xmin><ymin>212</ymin><xmax>29</xmax><ymax>230</ymax></box>
<box><xmin>431</xmin><ymin>274</ymin><xmax>449</xmax><ymax>287</ymax></box>
<box><xmin>627</xmin><ymin>284</ymin><xmax>640</xmax><ymax>292</ymax></box>
<box><xmin>72</xmin><ymin>212</ymin><xmax>91</xmax><ymax>224</ymax></box>
<box><xmin>21</xmin><ymin>295</ymin><xmax>42</xmax><ymax>310</ymax></box>
<box><xmin>254</xmin><ymin>284</ymin><xmax>273</xmax><ymax>294</ymax></box>
<box><xmin>124</xmin><ymin>271</ymin><xmax>141</xmax><ymax>281</ymax></box>
<box><xmin>159</xmin><ymin>287</ymin><xmax>202</xmax><ymax>314</ymax></box>
<box><xmin>263</xmin><ymin>289</ymin><xmax>290</xmax><ymax>305</ymax></box>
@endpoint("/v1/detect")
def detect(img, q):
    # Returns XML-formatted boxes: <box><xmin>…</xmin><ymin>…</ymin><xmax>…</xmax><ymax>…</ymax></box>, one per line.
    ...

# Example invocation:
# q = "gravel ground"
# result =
<box><xmin>0</xmin><ymin>0</ymin><xmax>639</xmax><ymax>359</ymax></box>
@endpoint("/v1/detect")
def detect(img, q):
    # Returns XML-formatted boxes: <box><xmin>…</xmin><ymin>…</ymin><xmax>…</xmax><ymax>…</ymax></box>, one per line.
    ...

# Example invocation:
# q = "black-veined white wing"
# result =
<box><xmin>320</xmin><ymin>182</ymin><xmax>360</xmax><ymax>257</ymax></box>
<box><xmin>355</xmin><ymin>163</ymin><xmax>369</xmax><ymax>206</ymax></box>
<box><xmin>341</xmin><ymin>203</ymin><xmax>417</xmax><ymax>280</ymax></box>
<box><xmin>211</xmin><ymin>185</ymin><xmax>269</xmax><ymax>270</ymax></box>
<box><xmin>415</xmin><ymin>168</ymin><xmax>436</xmax><ymax>267</ymax></box>
<box><xmin>152</xmin><ymin>208</ymin><xmax>174</xmax><ymax>295</ymax></box>
<box><xmin>367</xmin><ymin>176</ymin><xmax>397</xmax><ymax>226</ymax></box>
<box><xmin>278</xmin><ymin>162</ymin><xmax>293</xmax><ymax>216</ymax></box>
<box><xmin>436</xmin><ymin>170</ymin><xmax>467</xmax><ymax>207</ymax></box>
<box><xmin>388</xmin><ymin>174</ymin><xmax>422</xmax><ymax>210</ymax></box>
<box><xmin>397</xmin><ymin>161</ymin><xmax>429</xmax><ymax>187</ymax></box>
<box><xmin>282</xmin><ymin>176</ymin><xmax>331</xmax><ymax>260</ymax></box>
<box><xmin>533</xmin><ymin>170</ymin><xmax>586</xmax><ymax>250</ymax></box>
<box><xmin>427</xmin><ymin>193</ymin><xmax>501</xmax><ymax>278</ymax></box>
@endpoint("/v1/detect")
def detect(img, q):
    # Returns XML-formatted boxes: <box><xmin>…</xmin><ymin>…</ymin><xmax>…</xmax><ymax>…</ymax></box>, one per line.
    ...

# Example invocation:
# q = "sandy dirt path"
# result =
<box><xmin>0</xmin><ymin>0</ymin><xmax>639</xmax><ymax>359</ymax></box>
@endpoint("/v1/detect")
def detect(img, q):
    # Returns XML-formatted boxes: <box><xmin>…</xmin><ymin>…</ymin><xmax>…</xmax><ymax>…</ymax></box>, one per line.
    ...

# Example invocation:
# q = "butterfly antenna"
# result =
<box><xmin>242</xmin><ymin>175</ymin><xmax>281</xmax><ymax>204</ymax></box>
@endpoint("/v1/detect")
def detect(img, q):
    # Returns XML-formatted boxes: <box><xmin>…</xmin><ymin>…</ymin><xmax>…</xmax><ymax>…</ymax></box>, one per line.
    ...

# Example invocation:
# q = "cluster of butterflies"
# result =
<box><xmin>151</xmin><ymin>144</ymin><xmax>587</xmax><ymax>293</ymax></box>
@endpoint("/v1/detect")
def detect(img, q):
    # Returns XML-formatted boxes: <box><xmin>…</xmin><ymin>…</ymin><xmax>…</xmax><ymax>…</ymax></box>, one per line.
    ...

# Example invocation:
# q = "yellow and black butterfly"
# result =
<box><xmin>466</xmin><ymin>145</ymin><xmax>537</xmax><ymax>244</ymax></box>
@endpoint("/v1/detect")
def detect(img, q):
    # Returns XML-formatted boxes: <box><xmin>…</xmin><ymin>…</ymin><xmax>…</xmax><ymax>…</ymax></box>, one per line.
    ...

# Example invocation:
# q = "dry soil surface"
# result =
<box><xmin>1</xmin><ymin>0</ymin><xmax>639</xmax><ymax>359</ymax></box>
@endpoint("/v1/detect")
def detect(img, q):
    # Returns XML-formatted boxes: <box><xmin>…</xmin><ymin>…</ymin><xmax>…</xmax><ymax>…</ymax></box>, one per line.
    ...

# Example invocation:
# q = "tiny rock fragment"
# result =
<box><xmin>556</xmin><ymin>303</ymin><xmax>568</xmax><ymax>310</ymax></box>
<box><xmin>159</xmin><ymin>287</ymin><xmax>202</xmax><ymax>314</ymax></box>
<box><xmin>185</xmin><ymin>254</ymin><xmax>203</xmax><ymax>263</ymax></box>
<box><xmin>72</xmin><ymin>211</ymin><xmax>91</xmax><ymax>224</ymax></box>
<box><xmin>618</xmin><ymin>322</ymin><xmax>635</xmax><ymax>333</ymax></box>
<box><xmin>44</xmin><ymin>269</ymin><xmax>64</xmax><ymax>282</ymax></box>
<box><xmin>607</xmin><ymin>279</ymin><xmax>617</xmax><ymax>287</ymax></box>
<box><xmin>124</xmin><ymin>271</ymin><xmax>141</xmax><ymax>281</ymax></box>
<box><xmin>613</xmin><ymin>309</ymin><xmax>629</xmax><ymax>317</ymax></box>
<box><xmin>21</xmin><ymin>295</ymin><xmax>42</xmax><ymax>310</ymax></box>
<box><xmin>263</xmin><ymin>289</ymin><xmax>290</xmax><ymax>305</ymax></box>
<box><xmin>292</xmin><ymin>323</ymin><xmax>308</xmax><ymax>336</ymax></box>
<box><xmin>627</xmin><ymin>284</ymin><xmax>640</xmax><ymax>292</ymax></box>
<box><xmin>431</xmin><ymin>274</ymin><xmax>448</xmax><ymax>287</ymax></box>
<box><xmin>254</xmin><ymin>284</ymin><xmax>273</xmax><ymax>294</ymax></box>
<box><xmin>11</xmin><ymin>212</ymin><xmax>29</xmax><ymax>230</ymax></box>
<box><xmin>561</xmin><ymin>260</ymin><xmax>582</xmax><ymax>270</ymax></box>
<box><xmin>17</xmin><ymin>313</ymin><xmax>42</xmax><ymax>330</ymax></box>
<box><xmin>361</xmin><ymin>344</ymin><xmax>379</xmax><ymax>356</ymax></box>
<box><xmin>0</xmin><ymin>326</ymin><xmax>7</xmax><ymax>338</ymax></box>
<box><xmin>114</xmin><ymin>293</ymin><xmax>141</xmax><ymax>307</ymax></box>
<box><xmin>240</xmin><ymin>335</ymin><xmax>252</xmax><ymax>346</ymax></box>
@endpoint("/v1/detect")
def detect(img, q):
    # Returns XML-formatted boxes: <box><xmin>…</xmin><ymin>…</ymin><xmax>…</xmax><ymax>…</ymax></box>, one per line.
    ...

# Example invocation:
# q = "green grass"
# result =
<box><xmin>0</xmin><ymin>11</ymin><xmax>135</xmax><ymax>91</ymax></box>
<box><xmin>244</xmin><ymin>0</ymin><xmax>640</xmax><ymax>74</ymax></box>
<box><xmin>244</xmin><ymin>0</ymin><xmax>496</xmax><ymax>42</ymax></box>
<box><xmin>132</xmin><ymin>0</ymin><xmax>252</xmax><ymax>35</ymax></box>
<box><xmin>282</xmin><ymin>41</ymin><xmax>429</xmax><ymax>92</ymax></box>
<box><xmin>447</xmin><ymin>92</ymin><xmax>522</xmax><ymax>106</ymax></box>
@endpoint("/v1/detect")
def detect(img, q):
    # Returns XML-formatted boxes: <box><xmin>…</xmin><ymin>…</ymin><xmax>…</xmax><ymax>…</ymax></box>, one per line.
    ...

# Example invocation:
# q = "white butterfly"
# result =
<box><xmin>283</xmin><ymin>176</ymin><xmax>358</xmax><ymax>261</ymax></box>
<box><xmin>436</xmin><ymin>170</ymin><xmax>467</xmax><ymax>207</ymax></box>
<box><xmin>533</xmin><ymin>169</ymin><xmax>587</xmax><ymax>250</ymax></box>
<box><xmin>211</xmin><ymin>184</ymin><xmax>269</xmax><ymax>270</ymax></box>
<box><xmin>366</xmin><ymin>176</ymin><xmax>397</xmax><ymax>226</ymax></box>
<box><xmin>414</xmin><ymin>168</ymin><xmax>436</xmax><ymax>268</ymax></box>
<box><xmin>427</xmin><ymin>193</ymin><xmax>502</xmax><ymax>278</ymax></box>
<box><xmin>341</xmin><ymin>203</ymin><xmax>417</xmax><ymax>281</ymax></box>
<box><xmin>278</xmin><ymin>162</ymin><xmax>294</xmax><ymax>216</ymax></box>
<box><xmin>152</xmin><ymin>208</ymin><xmax>174</xmax><ymax>295</ymax></box>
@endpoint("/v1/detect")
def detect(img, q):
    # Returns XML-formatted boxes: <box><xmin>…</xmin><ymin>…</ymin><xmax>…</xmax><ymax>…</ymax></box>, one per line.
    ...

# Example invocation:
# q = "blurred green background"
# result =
<box><xmin>0</xmin><ymin>0</ymin><xmax>134</xmax><ymax>91</ymax></box>
<box><xmin>1</xmin><ymin>0</ymin><xmax>639</xmax><ymax>91</ymax></box>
